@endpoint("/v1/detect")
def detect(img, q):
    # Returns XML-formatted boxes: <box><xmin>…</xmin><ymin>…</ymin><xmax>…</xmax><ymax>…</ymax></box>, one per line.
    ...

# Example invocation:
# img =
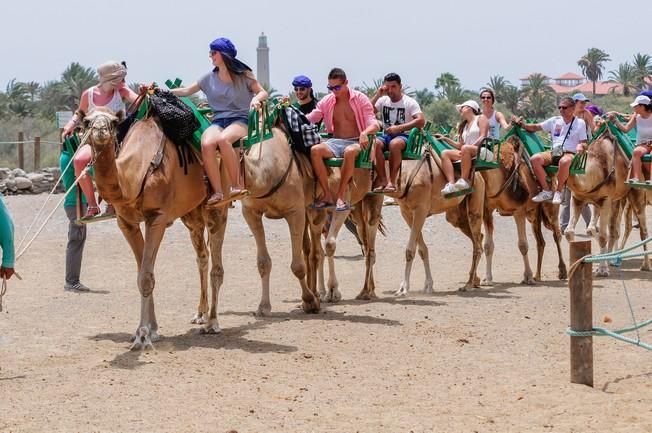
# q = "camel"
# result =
<box><xmin>385</xmin><ymin>149</ymin><xmax>485</xmax><ymax>295</ymax></box>
<box><xmin>237</xmin><ymin>126</ymin><xmax>321</xmax><ymax>316</ymax></box>
<box><xmin>617</xmin><ymin>190</ymin><xmax>652</xmax><ymax>251</ymax></box>
<box><xmin>305</xmin><ymin>170</ymin><xmax>384</xmax><ymax>302</ymax></box>
<box><xmin>565</xmin><ymin>129</ymin><xmax>651</xmax><ymax>275</ymax></box>
<box><xmin>481</xmin><ymin>135</ymin><xmax>567</xmax><ymax>285</ymax></box>
<box><xmin>84</xmin><ymin>107</ymin><xmax>227</xmax><ymax>348</ymax></box>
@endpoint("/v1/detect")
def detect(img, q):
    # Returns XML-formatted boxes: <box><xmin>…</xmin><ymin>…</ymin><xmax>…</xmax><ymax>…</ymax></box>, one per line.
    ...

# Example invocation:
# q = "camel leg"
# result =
<box><xmin>133</xmin><ymin>219</ymin><xmax>167</xmax><ymax>346</ymax></box>
<box><xmin>564</xmin><ymin>195</ymin><xmax>583</xmax><ymax>242</ymax></box>
<box><xmin>629</xmin><ymin>193</ymin><xmax>651</xmax><ymax>271</ymax></box>
<box><xmin>181</xmin><ymin>209</ymin><xmax>209</xmax><ymax>325</ymax></box>
<box><xmin>356</xmin><ymin>197</ymin><xmax>382</xmax><ymax>300</ymax></box>
<box><xmin>285</xmin><ymin>209</ymin><xmax>320</xmax><ymax>313</ymax></box>
<box><xmin>323</xmin><ymin>210</ymin><xmax>349</xmax><ymax>302</ymax></box>
<box><xmin>531</xmin><ymin>208</ymin><xmax>546</xmax><ymax>281</ymax></box>
<box><xmin>482</xmin><ymin>208</ymin><xmax>495</xmax><ymax>286</ymax></box>
<box><xmin>456</xmin><ymin>191</ymin><xmax>484</xmax><ymax>291</ymax></box>
<box><xmin>515</xmin><ymin>214</ymin><xmax>535</xmax><ymax>285</ymax></box>
<box><xmin>586</xmin><ymin>205</ymin><xmax>599</xmax><ymax>237</ymax></box>
<box><xmin>595</xmin><ymin>202</ymin><xmax>611</xmax><ymax>277</ymax></box>
<box><xmin>417</xmin><ymin>232</ymin><xmax>434</xmax><ymax>293</ymax></box>
<box><xmin>619</xmin><ymin>200</ymin><xmax>633</xmax><ymax>251</ymax></box>
<box><xmin>396</xmin><ymin>205</ymin><xmax>428</xmax><ymax>296</ymax></box>
<box><xmin>546</xmin><ymin>205</ymin><xmax>568</xmax><ymax>280</ymax></box>
<box><xmin>202</xmin><ymin>206</ymin><xmax>228</xmax><ymax>333</ymax></box>
<box><xmin>242</xmin><ymin>206</ymin><xmax>273</xmax><ymax>316</ymax></box>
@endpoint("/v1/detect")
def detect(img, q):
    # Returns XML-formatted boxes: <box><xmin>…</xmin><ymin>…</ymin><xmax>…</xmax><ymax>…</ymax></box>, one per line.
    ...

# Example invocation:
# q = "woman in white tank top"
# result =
<box><xmin>436</xmin><ymin>100</ymin><xmax>489</xmax><ymax>195</ymax></box>
<box><xmin>479</xmin><ymin>89</ymin><xmax>508</xmax><ymax>139</ymax></box>
<box><xmin>61</xmin><ymin>60</ymin><xmax>139</xmax><ymax>219</ymax></box>
<box><xmin>610</xmin><ymin>94</ymin><xmax>652</xmax><ymax>183</ymax></box>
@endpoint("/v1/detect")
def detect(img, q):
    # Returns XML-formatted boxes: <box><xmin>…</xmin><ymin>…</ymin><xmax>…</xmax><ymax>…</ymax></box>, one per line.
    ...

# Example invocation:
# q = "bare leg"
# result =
<box><xmin>387</xmin><ymin>138</ymin><xmax>406</xmax><ymax>187</ymax></box>
<box><xmin>73</xmin><ymin>144</ymin><xmax>98</xmax><ymax>208</ymax></box>
<box><xmin>336</xmin><ymin>145</ymin><xmax>360</xmax><ymax>203</ymax></box>
<box><xmin>531</xmin><ymin>154</ymin><xmax>550</xmax><ymax>191</ymax></box>
<box><xmin>373</xmin><ymin>139</ymin><xmax>387</xmax><ymax>188</ymax></box>
<box><xmin>310</xmin><ymin>144</ymin><xmax>335</xmax><ymax>203</ymax></box>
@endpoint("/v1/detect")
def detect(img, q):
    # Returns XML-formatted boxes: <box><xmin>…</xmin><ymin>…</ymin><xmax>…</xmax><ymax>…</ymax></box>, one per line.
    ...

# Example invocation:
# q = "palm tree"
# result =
<box><xmin>434</xmin><ymin>72</ymin><xmax>465</xmax><ymax>103</ymax></box>
<box><xmin>5</xmin><ymin>79</ymin><xmax>32</xmax><ymax>117</ymax></box>
<box><xmin>58</xmin><ymin>62</ymin><xmax>98</xmax><ymax>110</ymax></box>
<box><xmin>502</xmin><ymin>85</ymin><xmax>521</xmax><ymax>115</ymax></box>
<box><xmin>521</xmin><ymin>73</ymin><xmax>555</xmax><ymax>120</ymax></box>
<box><xmin>577</xmin><ymin>48</ymin><xmax>611</xmax><ymax>96</ymax></box>
<box><xmin>414</xmin><ymin>88</ymin><xmax>435</xmax><ymax>107</ymax></box>
<box><xmin>24</xmin><ymin>81</ymin><xmax>40</xmax><ymax>102</ymax></box>
<box><xmin>486</xmin><ymin>75</ymin><xmax>511</xmax><ymax>102</ymax></box>
<box><xmin>608</xmin><ymin>63</ymin><xmax>637</xmax><ymax>97</ymax></box>
<box><xmin>354</xmin><ymin>78</ymin><xmax>383</xmax><ymax>98</ymax></box>
<box><xmin>631</xmin><ymin>53</ymin><xmax>652</xmax><ymax>90</ymax></box>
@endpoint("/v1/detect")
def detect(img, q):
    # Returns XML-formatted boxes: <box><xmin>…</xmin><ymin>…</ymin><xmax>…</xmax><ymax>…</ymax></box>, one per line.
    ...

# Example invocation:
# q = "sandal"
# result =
<box><xmin>229</xmin><ymin>187</ymin><xmax>250</xmax><ymax>200</ymax></box>
<box><xmin>335</xmin><ymin>200</ymin><xmax>351</xmax><ymax>212</ymax></box>
<box><xmin>384</xmin><ymin>184</ymin><xmax>397</xmax><ymax>193</ymax></box>
<box><xmin>309</xmin><ymin>200</ymin><xmax>335</xmax><ymax>210</ymax></box>
<box><xmin>80</xmin><ymin>206</ymin><xmax>101</xmax><ymax>220</ymax></box>
<box><xmin>206</xmin><ymin>192</ymin><xmax>226</xmax><ymax>207</ymax></box>
<box><xmin>372</xmin><ymin>184</ymin><xmax>387</xmax><ymax>193</ymax></box>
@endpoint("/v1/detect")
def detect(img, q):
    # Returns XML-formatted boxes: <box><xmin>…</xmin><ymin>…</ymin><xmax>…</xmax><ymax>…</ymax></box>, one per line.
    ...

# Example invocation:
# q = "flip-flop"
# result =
<box><xmin>309</xmin><ymin>200</ymin><xmax>335</xmax><ymax>210</ymax></box>
<box><xmin>335</xmin><ymin>202</ymin><xmax>351</xmax><ymax>212</ymax></box>
<box><xmin>383</xmin><ymin>185</ymin><xmax>397</xmax><ymax>193</ymax></box>
<box><xmin>372</xmin><ymin>185</ymin><xmax>387</xmax><ymax>193</ymax></box>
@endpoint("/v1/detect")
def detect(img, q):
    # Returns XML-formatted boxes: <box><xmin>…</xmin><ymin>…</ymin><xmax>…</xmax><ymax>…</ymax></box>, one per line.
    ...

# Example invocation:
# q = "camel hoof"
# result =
<box><xmin>302</xmin><ymin>299</ymin><xmax>320</xmax><ymax>314</ymax></box>
<box><xmin>355</xmin><ymin>291</ymin><xmax>378</xmax><ymax>301</ymax></box>
<box><xmin>190</xmin><ymin>314</ymin><xmax>207</xmax><ymax>325</ymax></box>
<box><xmin>423</xmin><ymin>282</ymin><xmax>434</xmax><ymax>294</ymax></box>
<box><xmin>595</xmin><ymin>268</ymin><xmax>610</xmax><ymax>278</ymax></box>
<box><xmin>199</xmin><ymin>323</ymin><xmax>222</xmax><ymax>334</ymax></box>
<box><xmin>255</xmin><ymin>305</ymin><xmax>272</xmax><ymax>317</ymax></box>
<box><xmin>640</xmin><ymin>264</ymin><xmax>651</xmax><ymax>272</ymax></box>
<box><xmin>321</xmin><ymin>289</ymin><xmax>341</xmax><ymax>303</ymax></box>
<box><xmin>586</xmin><ymin>227</ymin><xmax>598</xmax><ymax>237</ymax></box>
<box><xmin>130</xmin><ymin>326</ymin><xmax>154</xmax><ymax>350</ymax></box>
<box><xmin>395</xmin><ymin>284</ymin><xmax>408</xmax><ymax>297</ymax></box>
<box><xmin>564</xmin><ymin>230</ymin><xmax>575</xmax><ymax>242</ymax></box>
<box><xmin>481</xmin><ymin>278</ymin><xmax>494</xmax><ymax>287</ymax></box>
<box><xmin>558</xmin><ymin>267</ymin><xmax>568</xmax><ymax>280</ymax></box>
<box><xmin>521</xmin><ymin>277</ymin><xmax>536</xmax><ymax>285</ymax></box>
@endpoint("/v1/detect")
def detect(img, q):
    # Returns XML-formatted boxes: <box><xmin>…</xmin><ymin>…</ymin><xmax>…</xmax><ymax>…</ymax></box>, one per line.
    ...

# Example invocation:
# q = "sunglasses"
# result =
<box><xmin>209</xmin><ymin>50</ymin><xmax>218</xmax><ymax>56</ymax></box>
<box><xmin>327</xmin><ymin>84</ymin><xmax>343</xmax><ymax>92</ymax></box>
<box><xmin>294</xmin><ymin>87</ymin><xmax>307</xmax><ymax>92</ymax></box>
<box><xmin>480</xmin><ymin>96</ymin><xmax>493</xmax><ymax>100</ymax></box>
<box><xmin>558</xmin><ymin>105</ymin><xmax>572</xmax><ymax>110</ymax></box>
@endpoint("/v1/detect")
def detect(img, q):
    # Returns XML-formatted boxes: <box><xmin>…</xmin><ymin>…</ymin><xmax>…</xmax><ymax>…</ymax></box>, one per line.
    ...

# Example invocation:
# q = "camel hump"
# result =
<box><xmin>116</xmin><ymin>119</ymin><xmax>166</xmax><ymax>202</ymax></box>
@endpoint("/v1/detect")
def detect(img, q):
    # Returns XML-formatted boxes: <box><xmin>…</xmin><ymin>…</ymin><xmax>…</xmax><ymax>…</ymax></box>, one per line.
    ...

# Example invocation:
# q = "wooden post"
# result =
<box><xmin>569</xmin><ymin>240</ymin><xmax>593</xmax><ymax>387</ymax></box>
<box><xmin>33</xmin><ymin>136</ymin><xmax>41</xmax><ymax>170</ymax></box>
<box><xmin>17</xmin><ymin>131</ymin><xmax>24</xmax><ymax>169</ymax></box>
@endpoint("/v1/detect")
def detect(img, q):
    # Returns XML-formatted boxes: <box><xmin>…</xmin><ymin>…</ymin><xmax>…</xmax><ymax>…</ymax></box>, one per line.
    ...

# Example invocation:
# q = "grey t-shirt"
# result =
<box><xmin>198</xmin><ymin>69</ymin><xmax>255</xmax><ymax>120</ymax></box>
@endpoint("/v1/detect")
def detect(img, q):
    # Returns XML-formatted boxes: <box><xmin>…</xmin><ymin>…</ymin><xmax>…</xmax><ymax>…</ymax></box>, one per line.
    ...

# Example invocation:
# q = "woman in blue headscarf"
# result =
<box><xmin>171</xmin><ymin>37</ymin><xmax>268</xmax><ymax>206</ymax></box>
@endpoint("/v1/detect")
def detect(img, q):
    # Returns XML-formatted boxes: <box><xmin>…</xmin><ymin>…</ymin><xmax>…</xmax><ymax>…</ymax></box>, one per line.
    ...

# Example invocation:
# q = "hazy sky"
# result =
<box><xmin>2</xmin><ymin>0</ymin><xmax>649</xmax><ymax>96</ymax></box>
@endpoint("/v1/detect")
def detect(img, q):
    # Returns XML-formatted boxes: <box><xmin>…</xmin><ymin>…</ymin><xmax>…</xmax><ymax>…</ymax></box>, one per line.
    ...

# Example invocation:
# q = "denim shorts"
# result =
<box><xmin>325</xmin><ymin>138</ymin><xmax>358</xmax><ymax>158</ymax></box>
<box><xmin>211</xmin><ymin>116</ymin><xmax>249</xmax><ymax>129</ymax></box>
<box><xmin>377</xmin><ymin>133</ymin><xmax>408</xmax><ymax>151</ymax></box>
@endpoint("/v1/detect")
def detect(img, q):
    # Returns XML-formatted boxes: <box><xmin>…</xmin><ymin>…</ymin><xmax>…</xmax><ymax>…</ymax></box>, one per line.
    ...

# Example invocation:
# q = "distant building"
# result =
<box><xmin>519</xmin><ymin>72</ymin><xmax>622</xmax><ymax>96</ymax></box>
<box><xmin>256</xmin><ymin>32</ymin><xmax>270</xmax><ymax>88</ymax></box>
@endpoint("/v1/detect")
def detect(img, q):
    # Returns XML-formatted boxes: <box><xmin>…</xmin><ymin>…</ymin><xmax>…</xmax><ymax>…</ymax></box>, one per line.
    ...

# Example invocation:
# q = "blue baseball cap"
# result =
<box><xmin>639</xmin><ymin>90</ymin><xmax>652</xmax><ymax>99</ymax></box>
<box><xmin>572</xmin><ymin>93</ymin><xmax>590</xmax><ymax>102</ymax></box>
<box><xmin>292</xmin><ymin>75</ymin><xmax>312</xmax><ymax>88</ymax></box>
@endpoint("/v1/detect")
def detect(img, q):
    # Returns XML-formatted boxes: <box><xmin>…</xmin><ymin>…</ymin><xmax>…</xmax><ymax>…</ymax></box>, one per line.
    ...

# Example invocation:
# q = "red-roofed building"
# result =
<box><xmin>519</xmin><ymin>71</ymin><xmax>623</xmax><ymax>95</ymax></box>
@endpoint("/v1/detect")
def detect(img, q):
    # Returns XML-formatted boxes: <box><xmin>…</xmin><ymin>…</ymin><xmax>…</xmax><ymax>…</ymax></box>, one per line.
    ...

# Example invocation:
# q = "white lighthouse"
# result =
<box><xmin>256</xmin><ymin>32</ymin><xmax>270</xmax><ymax>88</ymax></box>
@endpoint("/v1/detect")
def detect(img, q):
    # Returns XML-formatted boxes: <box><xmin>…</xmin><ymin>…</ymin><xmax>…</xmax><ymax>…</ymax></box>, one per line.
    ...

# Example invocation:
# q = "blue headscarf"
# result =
<box><xmin>209</xmin><ymin>37</ymin><xmax>252</xmax><ymax>74</ymax></box>
<box><xmin>292</xmin><ymin>75</ymin><xmax>312</xmax><ymax>88</ymax></box>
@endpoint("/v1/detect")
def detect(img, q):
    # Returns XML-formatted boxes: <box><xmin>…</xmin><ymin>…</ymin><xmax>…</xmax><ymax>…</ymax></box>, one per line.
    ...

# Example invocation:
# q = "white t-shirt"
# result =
<box><xmin>635</xmin><ymin>114</ymin><xmax>652</xmax><ymax>144</ymax></box>
<box><xmin>375</xmin><ymin>94</ymin><xmax>422</xmax><ymax>130</ymax></box>
<box><xmin>540</xmin><ymin>116</ymin><xmax>587</xmax><ymax>153</ymax></box>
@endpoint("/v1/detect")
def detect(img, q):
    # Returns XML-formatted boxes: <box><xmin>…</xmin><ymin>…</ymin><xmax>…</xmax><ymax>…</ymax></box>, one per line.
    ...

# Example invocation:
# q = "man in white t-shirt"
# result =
<box><xmin>515</xmin><ymin>96</ymin><xmax>587</xmax><ymax>204</ymax></box>
<box><xmin>370</xmin><ymin>73</ymin><xmax>425</xmax><ymax>192</ymax></box>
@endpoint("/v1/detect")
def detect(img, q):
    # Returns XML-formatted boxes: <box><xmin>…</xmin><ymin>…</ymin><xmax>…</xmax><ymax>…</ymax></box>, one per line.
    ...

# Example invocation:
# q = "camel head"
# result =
<box><xmin>83</xmin><ymin>107</ymin><xmax>124</xmax><ymax>149</ymax></box>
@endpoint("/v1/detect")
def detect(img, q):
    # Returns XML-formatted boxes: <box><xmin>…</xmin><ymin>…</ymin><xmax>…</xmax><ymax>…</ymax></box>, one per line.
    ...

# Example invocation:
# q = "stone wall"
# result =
<box><xmin>0</xmin><ymin>167</ymin><xmax>65</xmax><ymax>195</ymax></box>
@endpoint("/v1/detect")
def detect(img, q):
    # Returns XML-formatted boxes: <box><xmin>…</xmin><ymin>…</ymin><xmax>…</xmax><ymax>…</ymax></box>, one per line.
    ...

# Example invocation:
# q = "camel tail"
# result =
<box><xmin>378</xmin><ymin>213</ymin><xmax>387</xmax><ymax>237</ymax></box>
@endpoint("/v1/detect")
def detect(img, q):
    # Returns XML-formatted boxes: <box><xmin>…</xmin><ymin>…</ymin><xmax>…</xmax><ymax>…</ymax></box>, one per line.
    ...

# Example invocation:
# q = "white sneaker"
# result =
<box><xmin>454</xmin><ymin>178</ymin><xmax>470</xmax><ymax>190</ymax></box>
<box><xmin>628</xmin><ymin>178</ymin><xmax>640</xmax><ymax>183</ymax></box>
<box><xmin>552</xmin><ymin>191</ymin><xmax>563</xmax><ymax>205</ymax></box>
<box><xmin>532</xmin><ymin>190</ymin><xmax>554</xmax><ymax>202</ymax></box>
<box><xmin>441</xmin><ymin>183</ymin><xmax>457</xmax><ymax>196</ymax></box>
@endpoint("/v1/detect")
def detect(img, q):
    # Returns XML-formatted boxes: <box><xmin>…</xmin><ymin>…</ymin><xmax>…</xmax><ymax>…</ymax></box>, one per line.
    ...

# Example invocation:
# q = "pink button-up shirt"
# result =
<box><xmin>306</xmin><ymin>89</ymin><xmax>378</xmax><ymax>136</ymax></box>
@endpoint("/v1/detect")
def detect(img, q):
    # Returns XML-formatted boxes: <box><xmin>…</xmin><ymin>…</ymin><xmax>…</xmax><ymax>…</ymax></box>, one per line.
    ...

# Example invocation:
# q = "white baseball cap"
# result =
<box><xmin>630</xmin><ymin>95</ymin><xmax>651</xmax><ymax>107</ymax></box>
<box><xmin>456</xmin><ymin>100</ymin><xmax>480</xmax><ymax>113</ymax></box>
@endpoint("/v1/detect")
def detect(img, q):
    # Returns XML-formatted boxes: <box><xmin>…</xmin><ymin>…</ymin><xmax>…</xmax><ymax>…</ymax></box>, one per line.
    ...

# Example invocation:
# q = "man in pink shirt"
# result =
<box><xmin>307</xmin><ymin>68</ymin><xmax>379</xmax><ymax>211</ymax></box>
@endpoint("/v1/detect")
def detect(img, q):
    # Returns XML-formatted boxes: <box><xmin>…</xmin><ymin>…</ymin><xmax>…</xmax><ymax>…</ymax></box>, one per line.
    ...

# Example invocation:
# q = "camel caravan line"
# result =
<box><xmin>62</xmin><ymin>83</ymin><xmax>650</xmax><ymax>349</ymax></box>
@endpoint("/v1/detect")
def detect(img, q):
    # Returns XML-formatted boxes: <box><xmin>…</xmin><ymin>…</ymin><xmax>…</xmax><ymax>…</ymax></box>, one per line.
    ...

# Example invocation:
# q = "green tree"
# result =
<box><xmin>486</xmin><ymin>75</ymin><xmax>511</xmax><ymax>103</ymax></box>
<box><xmin>609</xmin><ymin>63</ymin><xmax>637</xmax><ymax>97</ymax></box>
<box><xmin>354</xmin><ymin>78</ymin><xmax>383</xmax><ymax>98</ymax></box>
<box><xmin>521</xmin><ymin>73</ymin><xmax>555</xmax><ymax>120</ymax></box>
<box><xmin>502</xmin><ymin>85</ymin><xmax>521</xmax><ymax>115</ymax></box>
<box><xmin>414</xmin><ymin>88</ymin><xmax>435</xmax><ymax>107</ymax></box>
<box><xmin>577</xmin><ymin>48</ymin><xmax>611</xmax><ymax>96</ymax></box>
<box><xmin>631</xmin><ymin>53</ymin><xmax>652</xmax><ymax>90</ymax></box>
<box><xmin>57</xmin><ymin>62</ymin><xmax>98</xmax><ymax>110</ymax></box>
<box><xmin>434</xmin><ymin>72</ymin><xmax>464</xmax><ymax>103</ymax></box>
<box><xmin>5</xmin><ymin>79</ymin><xmax>32</xmax><ymax>118</ymax></box>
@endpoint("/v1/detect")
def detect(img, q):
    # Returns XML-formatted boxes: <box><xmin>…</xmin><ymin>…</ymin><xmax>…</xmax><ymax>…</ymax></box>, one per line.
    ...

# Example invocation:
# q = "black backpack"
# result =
<box><xmin>280</xmin><ymin>105</ymin><xmax>321</xmax><ymax>155</ymax></box>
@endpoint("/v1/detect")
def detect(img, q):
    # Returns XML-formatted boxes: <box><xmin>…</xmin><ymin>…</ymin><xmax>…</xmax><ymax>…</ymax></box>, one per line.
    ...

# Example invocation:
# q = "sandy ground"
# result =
<box><xmin>0</xmin><ymin>194</ymin><xmax>651</xmax><ymax>433</ymax></box>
